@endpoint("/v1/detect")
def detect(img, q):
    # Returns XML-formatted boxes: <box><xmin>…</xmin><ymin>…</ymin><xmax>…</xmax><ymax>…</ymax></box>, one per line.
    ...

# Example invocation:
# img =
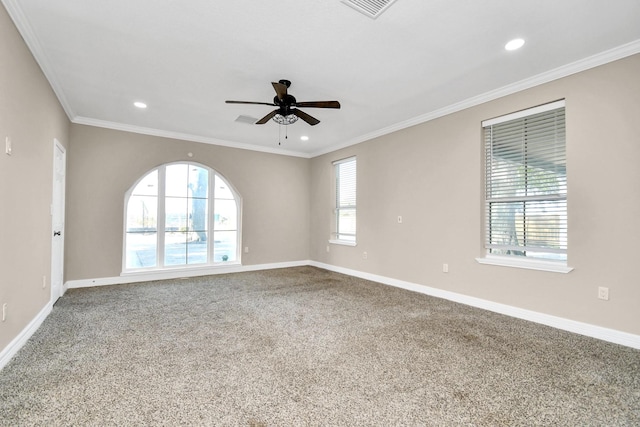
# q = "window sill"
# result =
<box><xmin>329</xmin><ymin>239</ymin><xmax>357</xmax><ymax>247</ymax></box>
<box><xmin>121</xmin><ymin>262</ymin><xmax>242</xmax><ymax>277</ymax></box>
<box><xmin>475</xmin><ymin>255</ymin><xmax>573</xmax><ymax>273</ymax></box>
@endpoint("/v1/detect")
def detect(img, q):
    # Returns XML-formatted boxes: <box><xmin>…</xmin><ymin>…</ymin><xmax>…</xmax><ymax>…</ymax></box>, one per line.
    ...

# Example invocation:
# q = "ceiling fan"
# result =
<box><xmin>226</xmin><ymin>79</ymin><xmax>340</xmax><ymax>126</ymax></box>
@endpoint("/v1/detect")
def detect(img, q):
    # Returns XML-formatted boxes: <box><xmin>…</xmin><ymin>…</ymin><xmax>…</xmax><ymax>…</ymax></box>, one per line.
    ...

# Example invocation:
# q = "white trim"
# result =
<box><xmin>120</xmin><ymin>262</ymin><xmax>242</xmax><ymax>278</ymax></box>
<box><xmin>3</xmin><ymin>0</ymin><xmax>639</xmax><ymax>160</ymax></box>
<box><xmin>329</xmin><ymin>239</ymin><xmax>357</xmax><ymax>247</ymax></box>
<box><xmin>482</xmin><ymin>99</ymin><xmax>565</xmax><ymax>127</ymax></box>
<box><xmin>0</xmin><ymin>303</ymin><xmax>52</xmax><ymax>371</ymax></box>
<box><xmin>309</xmin><ymin>39</ymin><xmax>640</xmax><ymax>158</ymax></box>
<box><xmin>3</xmin><ymin>260</ymin><xmax>638</xmax><ymax>372</ymax></box>
<box><xmin>332</xmin><ymin>156</ymin><xmax>357</xmax><ymax>166</ymax></box>
<box><xmin>309</xmin><ymin>261</ymin><xmax>639</xmax><ymax>349</ymax></box>
<box><xmin>1</xmin><ymin>0</ymin><xmax>76</xmax><ymax>120</ymax></box>
<box><xmin>72</xmin><ymin>117</ymin><xmax>311</xmax><ymax>159</ymax></box>
<box><xmin>475</xmin><ymin>256</ymin><xmax>573</xmax><ymax>273</ymax></box>
<box><xmin>5</xmin><ymin>0</ymin><xmax>638</xmax><ymax>161</ymax></box>
<box><xmin>67</xmin><ymin>260</ymin><xmax>310</xmax><ymax>289</ymax></box>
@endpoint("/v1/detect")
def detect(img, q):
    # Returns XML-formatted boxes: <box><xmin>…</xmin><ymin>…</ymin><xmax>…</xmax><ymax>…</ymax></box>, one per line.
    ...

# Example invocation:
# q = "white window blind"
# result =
<box><xmin>334</xmin><ymin>157</ymin><xmax>356</xmax><ymax>242</ymax></box>
<box><xmin>483</xmin><ymin>100</ymin><xmax>566</xmax><ymax>261</ymax></box>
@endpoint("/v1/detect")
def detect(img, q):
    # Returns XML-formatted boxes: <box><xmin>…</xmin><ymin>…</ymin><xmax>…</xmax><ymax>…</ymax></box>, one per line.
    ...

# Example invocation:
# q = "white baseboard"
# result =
<box><xmin>66</xmin><ymin>260</ymin><xmax>311</xmax><ymax>289</ymax></box>
<box><xmin>310</xmin><ymin>261</ymin><xmax>640</xmax><ymax>350</ymax></box>
<box><xmin>3</xmin><ymin>260</ymin><xmax>637</xmax><ymax>373</ymax></box>
<box><xmin>0</xmin><ymin>302</ymin><xmax>52</xmax><ymax>371</ymax></box>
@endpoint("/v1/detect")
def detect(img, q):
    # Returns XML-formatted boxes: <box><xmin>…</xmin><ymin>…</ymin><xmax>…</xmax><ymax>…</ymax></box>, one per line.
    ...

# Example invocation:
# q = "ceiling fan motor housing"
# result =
<box><xmin>274</xmin><ymin>94</ymin><xmax>297</xmax><ymax>114</ymax></box>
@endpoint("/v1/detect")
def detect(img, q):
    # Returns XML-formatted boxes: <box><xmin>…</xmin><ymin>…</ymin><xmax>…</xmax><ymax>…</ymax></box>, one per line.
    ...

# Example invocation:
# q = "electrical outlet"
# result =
<box><xmin>363</xmin><ymin>251</ymin><xmax>368</xmax><ymax>259</ymax></box>
<box><xmin>443</xmin><ymin>263</ymin><xmax>449</xmax><ymax>273</ymax></box>
<box><xmin>598</xmin><ymin>286</ymin><xmax>609</xmax><ymax>301</ymax></box>
<box><xmin>42</xmin><ymin>275</ymin><xmax>47</xmax><ymax>289</ymax></box>
<box><xmin>2</xmin><ymin>303</ymin><xmax>6</xmax><ymax>322</ymax></box>
<box><xmin>326</xmin><ymin>245</ymin><xmax>330</xmax><ymax>253</ymax></box>
<box><xmin>244</xmin><ymin>246</ymin><xmax>249</xmax><ymax>254</ymax></box>
<box><xmin>397</xmin><ymin>215</ymin><xmax>403</xmax><ymax>224</ymax></box>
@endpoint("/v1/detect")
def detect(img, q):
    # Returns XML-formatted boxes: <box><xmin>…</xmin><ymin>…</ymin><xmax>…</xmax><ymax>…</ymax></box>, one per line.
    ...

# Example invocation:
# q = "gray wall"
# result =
<box><xmin>310</xmin><ymin>54</ymin><xmax>640</xmax><ymax>336</ymax></box>
<box><xmin>65</xmin><ymin>125</ymin><xmax>310</xmax><ymax>280</ymax></box>
<box><xmin>0</xmin><ymin>5</ymin><xmax>70</xmax><ymax>350</ymax></box>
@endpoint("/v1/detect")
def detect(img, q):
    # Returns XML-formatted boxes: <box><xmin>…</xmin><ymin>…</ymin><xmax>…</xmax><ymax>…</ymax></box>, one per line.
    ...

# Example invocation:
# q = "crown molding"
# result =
<box><xmin>75</xmin><ymin>33</ymin><xmax>640</xmax><ymax>160</ymax></box>
<box><xmin>72</xmin><ymin>117</ymin><xmax>312</xmax><ymax>158</ymax></box>
<box><xmin>310</xmin><ymin>39</ymin><xmax>640</xmax><ymax>158</ymax></box>
<box><xmin>5</xmin><ymin>0</ymin><xmax>639</xmax><ymax>160</ymax></box>
<box><xmin>1</xmin><ymin>0</ymin><xmax>76</xmax><ymax>121</ymax></box>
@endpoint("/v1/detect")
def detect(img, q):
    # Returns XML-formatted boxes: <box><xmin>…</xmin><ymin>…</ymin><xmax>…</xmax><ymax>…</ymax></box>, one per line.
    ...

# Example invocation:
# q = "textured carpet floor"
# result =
<box><xmin>1</xmin><ymin>266</ymin><xmax>639</xmax><ymax>426</ymax></box>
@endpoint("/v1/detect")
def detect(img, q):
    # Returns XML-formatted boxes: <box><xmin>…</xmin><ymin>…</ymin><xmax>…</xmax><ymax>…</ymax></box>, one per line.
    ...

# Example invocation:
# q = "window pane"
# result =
<box><xmin>189</xmin><ymin>166</ymin><xmax>209</xmax><ymax>199</ymax></box>
<box><xmin>214</xmin><ymin>175</ymin><xmax>234</xmax><ymax>199</ymax></box>
<box><xmin>126</xmin><ymin>196</ymin><xmax>157</xmax><ymax>232</ymax></box>
<box><xmin>165</xmin><ymin>164</ymin><xmax>189</xmax><ymax>197</ymax></box>
<box><xmin>125</xmin><ymin>232</ymin><xmax>157</xmax><ymax>268</ymax></box>
<box><xmin>488</xmin><ymin>200</ymin><xmax>566</xmax><ymax>258</ymax></box>
<box><xmin>337</xmin><ymin>160</ymin><xmax>356</xmax><ymax>207</ymax></box>
<box><xmin>338</xmin><ymin>208</ymin><xmax>356</xmax><ymax>237</ymax></box>
<box><xmin>188</xmin><ymin>198</ymin><xmax>209</xmax><ymax>234</ymax></box>
<box><xmin>526</xmin><ymin>166</ymin><xmax>566</xmax><ymax>197</ymax></box>
<box><xmin>165</xmin><ymin>197</ymin><xmax>188</xmax><ymax>231</ymax></box>
<box><xmin>131</xmin><ymin>170</ymin><xmax>158</xmax><ymax>196</ymax></box>
<box><xmin>187</xmin><ymin>235</ymin><xmax>207</xmax><ymax>264</ymax></box>
<box><xmin>523</xmin><ymin>200</ymin><xmax>567</xmax><ymax>250</ymax></box>
<box><xmin>164</xmin><ymin>231</ymin><xmax>187</xmax><ymax>266</ymax></box>
<box><xmin>214</xmin><ymin>231</ymin><xmax>237</xmax><ymax>262</ymax></box>
<box><xmin>488</xmin><ymin>202</ymin><xmax>525</xmax><ymax>250</ymax></box>
<box><xmin>165</xmin><ymin>230</ymin><xmax>208</xmax><ymax>266</ymax></box>
<box><xmin>214</xmin><ymin>199</ymin><xmax>237</xmax><ymax>230</ymax></box>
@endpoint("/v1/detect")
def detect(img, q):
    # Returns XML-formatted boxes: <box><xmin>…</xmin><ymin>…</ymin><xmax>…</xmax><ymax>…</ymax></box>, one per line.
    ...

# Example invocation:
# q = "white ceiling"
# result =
<box><xmin>4</xmin><ymin>0</ymin><xmax>640</xmax><ymax>157</ymax></box>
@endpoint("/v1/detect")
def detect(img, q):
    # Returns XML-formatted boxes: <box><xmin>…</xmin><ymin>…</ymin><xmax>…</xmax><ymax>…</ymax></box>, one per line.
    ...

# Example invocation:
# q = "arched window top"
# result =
<box><xmin>123</xmin><ymin>162</ymin><xmax>241</xmax><ymax>272</ymax></box>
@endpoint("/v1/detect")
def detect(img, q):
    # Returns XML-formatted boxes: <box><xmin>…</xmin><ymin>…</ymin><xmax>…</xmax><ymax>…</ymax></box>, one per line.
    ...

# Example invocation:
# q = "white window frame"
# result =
<box><xmin>122</xmin><ymin>162</ymin><xmax>242</xmax><ymax>273</ymax></box>
<box><xmin>330</xmin><ymin>156</ymin><xmax>357</xmax><ymax>246</ymax></box>
<box><xmin>476</xmin><ymin>100</ymin><xmax>573</xmax><ymax>273</ymax></box>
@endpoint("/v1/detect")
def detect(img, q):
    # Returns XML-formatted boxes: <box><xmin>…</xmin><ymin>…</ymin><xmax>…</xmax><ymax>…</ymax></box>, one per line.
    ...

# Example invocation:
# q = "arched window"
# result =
<box><xmin>123</xmin><ymin>162</ymin><xmax>241</xmax><ymax>271</ymax></box>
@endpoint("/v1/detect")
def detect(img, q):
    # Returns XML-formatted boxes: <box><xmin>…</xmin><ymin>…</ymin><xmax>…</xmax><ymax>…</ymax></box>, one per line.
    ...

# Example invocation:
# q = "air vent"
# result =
<box><xmin>341</xmin><ymin>0</ymin><xmax>398</xmax><ymax>19</ymax></box>
<box><xmin>235</xmin><ymin>115</ymin><xmax>258</xmax><ymax>125</ymax></box>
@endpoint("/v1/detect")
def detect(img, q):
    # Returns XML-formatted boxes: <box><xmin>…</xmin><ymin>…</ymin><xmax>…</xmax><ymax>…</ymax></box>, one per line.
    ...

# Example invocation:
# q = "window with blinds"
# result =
<box><xmin>334</xmin><ymin>157</ymin><xmax>357</xmax><ymax>242</ymax></box>
<box><xmin>483</xmin><ymin>100</ymin><xmax>566</xmax><ymax>261</ymax></box>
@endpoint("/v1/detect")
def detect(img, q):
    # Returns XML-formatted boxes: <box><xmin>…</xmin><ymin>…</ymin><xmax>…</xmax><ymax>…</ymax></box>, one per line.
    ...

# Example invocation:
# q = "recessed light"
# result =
<box><xmin>505</xmin><ymin>38</ymin><xmax>525</xmax><ymax>51</ymax></box>
<box><xmin>300</xmin><ymin>136</ymin><xmax>309</xmax><ymax>141</ymax></box>
<box><xmin>134</xmin><ymin>101</ymin><xmax>147</xmax><ymax>109</ymax></box>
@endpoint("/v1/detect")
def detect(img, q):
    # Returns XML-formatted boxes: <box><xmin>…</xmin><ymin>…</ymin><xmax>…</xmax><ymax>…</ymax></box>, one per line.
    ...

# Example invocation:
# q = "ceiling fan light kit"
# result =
<box><xmin>272</xmin><ymin>113</ymin><xmax>299</xmax><ymax>125</ymax></box>
<box><xmin>226</xmin><ymin>79</ymin><xmax>341</xmax><ymax>127</ymax></box>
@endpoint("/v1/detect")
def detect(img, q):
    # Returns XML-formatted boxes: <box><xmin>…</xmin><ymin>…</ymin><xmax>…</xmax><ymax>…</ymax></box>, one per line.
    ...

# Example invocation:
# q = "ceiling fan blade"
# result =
<box><xmin>255</xmin><ymin>109</ymin><xmax>279</xmax><ymax>124</ymax></box>
<box><xmin>272</xmin><ymin>82</ymin><xmax>288</xmax><ymax>101</ymax></box>
<box><xmin>291</xmin><ymin>108</ymin><xmax>320</xmax><ymax>126</ymax></box>
<box><xmin>295</xmin><ymin>101</ymin><xmax>341</xmax><ymax>109</ymax></box>
<box><xmin>226</xmin><ymin>100</ymin><xmax>275</xmax><ymax>106</ymax></box>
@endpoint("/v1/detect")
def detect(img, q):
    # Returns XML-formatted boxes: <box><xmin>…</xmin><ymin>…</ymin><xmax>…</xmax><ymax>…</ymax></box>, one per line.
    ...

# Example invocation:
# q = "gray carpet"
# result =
<box><xmin>1</xmin><ymin>266</ymin><xmax>639</xmax><ymax>426</ymax></box>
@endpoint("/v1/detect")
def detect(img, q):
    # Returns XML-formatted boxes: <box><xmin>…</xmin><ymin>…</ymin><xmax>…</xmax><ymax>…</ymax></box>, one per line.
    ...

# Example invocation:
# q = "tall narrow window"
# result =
<box><xmin>333</xmin><ymin>157</ymin><xmax>357</xmax><ymax>243</ymax></box>
<box><xmin>483</xmin><ymin>100</ymin><xmax>566</xmax><ymax>262</ymax></box>
<box><xmin>124</xmin><ymin>162</ymin><xmax>241</xmax><ymax>271</ymax></box>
